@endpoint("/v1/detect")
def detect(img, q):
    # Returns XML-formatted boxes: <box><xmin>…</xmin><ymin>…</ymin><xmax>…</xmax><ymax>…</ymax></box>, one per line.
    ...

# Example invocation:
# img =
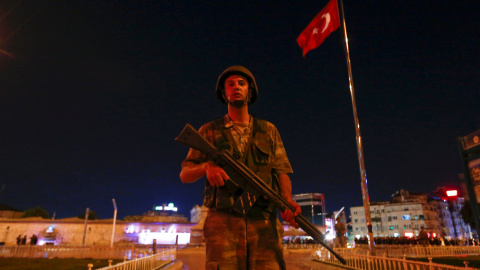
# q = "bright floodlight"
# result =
<box><xmin>446</xmin><ymin>190</ymin><xmax>458</xmax><ymax>197</ymax></box>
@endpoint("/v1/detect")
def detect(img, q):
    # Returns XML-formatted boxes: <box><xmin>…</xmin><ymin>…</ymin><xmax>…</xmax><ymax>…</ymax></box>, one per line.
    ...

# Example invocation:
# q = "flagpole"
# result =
<box><xmin>338</xmin><ymin>0</ymin><xmax>375</xmax><ymax>255</ymax></box>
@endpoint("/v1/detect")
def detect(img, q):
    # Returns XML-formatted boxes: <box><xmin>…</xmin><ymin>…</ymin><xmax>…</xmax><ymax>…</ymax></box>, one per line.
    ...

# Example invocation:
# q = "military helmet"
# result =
<box><xmin>215</xmin><ymin>65</ymin><xmax>258</xmax><ymax>105</ymax></box>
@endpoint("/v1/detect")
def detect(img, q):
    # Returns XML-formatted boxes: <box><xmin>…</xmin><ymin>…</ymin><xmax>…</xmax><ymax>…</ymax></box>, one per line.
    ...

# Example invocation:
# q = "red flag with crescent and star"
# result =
<box><xmin>297</xmin><ymin>0</ymin><xmax>340</xmax><ymax>57</ymax></box>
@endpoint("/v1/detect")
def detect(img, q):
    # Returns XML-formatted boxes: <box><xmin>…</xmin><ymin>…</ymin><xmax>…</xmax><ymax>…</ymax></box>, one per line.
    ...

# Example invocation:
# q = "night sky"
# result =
<box><xmin>1</xmin><ymin>1</ymin><xmax>479</xmax><ymax>220</ymax></box>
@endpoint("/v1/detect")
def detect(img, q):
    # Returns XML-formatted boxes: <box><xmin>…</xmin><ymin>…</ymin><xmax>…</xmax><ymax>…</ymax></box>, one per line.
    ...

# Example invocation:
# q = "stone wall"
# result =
<box><xmin>0</xmin><ymin>217</ymin><xmax>196</xmax><ymax>246</ymax></box>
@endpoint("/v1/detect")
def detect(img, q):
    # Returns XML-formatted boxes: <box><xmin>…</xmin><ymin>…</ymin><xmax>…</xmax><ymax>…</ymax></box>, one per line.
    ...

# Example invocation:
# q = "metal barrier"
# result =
<box><xmin>0</xmin><ymin>245</ymin><xmax>140</xmax><ymax>259</ymax></box>
<box><xmin>396</xmin><ymin>246</ymin><xmax>480</xmax><ymax>258</ymax></box>
<box><xmin>93</xmin><ymin>248</ymin><xmax>176</xmax><ymax>270</ymax></box>
<box><xmin>312</xmin><ymin>249</ymin><xmax>476</xmax><ymax>270</ymax></box>
<box><xmin>333</xmin><ymin>246</ymin><xmax>480</xmax><ymax>259</ymax></box>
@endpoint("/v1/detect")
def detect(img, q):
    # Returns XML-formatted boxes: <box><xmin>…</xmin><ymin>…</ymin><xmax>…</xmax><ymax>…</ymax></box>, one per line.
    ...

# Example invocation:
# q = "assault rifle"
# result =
<box><xmin>175</xmin><ymin>124</ymin><xmax>346</xmax><ymax>264</ymax></box>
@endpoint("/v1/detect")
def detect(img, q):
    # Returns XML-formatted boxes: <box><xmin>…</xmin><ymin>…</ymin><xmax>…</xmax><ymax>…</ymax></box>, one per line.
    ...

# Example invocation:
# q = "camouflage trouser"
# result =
<box><xmin>204</xmin><ymin>209</ymin><xmax>286</xmax><ymax>270</ymax></box>
<box><xmin>335</xmin><ymin>235</ymin><xmax>346</xmax><ymax>248</ymax></box>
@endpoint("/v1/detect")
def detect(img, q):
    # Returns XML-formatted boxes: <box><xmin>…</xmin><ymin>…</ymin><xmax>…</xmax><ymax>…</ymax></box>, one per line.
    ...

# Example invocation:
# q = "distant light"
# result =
<box><xmin>325</xmin><ymin>232</ymin><xmax>334</xmax><ymax>240</ymax></box>
<box><xmin>164</xmin><ymin>203</ymin><xmax>178</xmax><ymax>212</ymax></box>
<box><xmin>446</xmin><ymin>190</ymin><xmax>458</xmax><ymax>197</ymax></box>
<box><xmin>405</xmin><ymin>232</ymin><xmax>413</xmax><ymax>238</ymax></box>
<box><xmin>154</xmin><ymin>203</ymin><xmax>178</xmax><ymax>212</ymax></box>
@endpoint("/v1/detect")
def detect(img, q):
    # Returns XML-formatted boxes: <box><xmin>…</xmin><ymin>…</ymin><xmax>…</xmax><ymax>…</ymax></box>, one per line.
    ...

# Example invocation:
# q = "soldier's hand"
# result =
<box><xmin>205</xmin><ymin>161</ymin><xmax>229</xmax><ymax>187</ymax></box>
<box><xmin>281</xmin><ymin>200</ymin><xmax>301</xmax><ymax>229</ymax></box>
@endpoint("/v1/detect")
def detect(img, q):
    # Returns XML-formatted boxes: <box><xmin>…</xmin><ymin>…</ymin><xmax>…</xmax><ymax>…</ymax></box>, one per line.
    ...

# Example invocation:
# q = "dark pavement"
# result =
<box><xmin>175</xmin><ymin>246</ymin><xmax>312</xmax><ymax>270</ymax></box>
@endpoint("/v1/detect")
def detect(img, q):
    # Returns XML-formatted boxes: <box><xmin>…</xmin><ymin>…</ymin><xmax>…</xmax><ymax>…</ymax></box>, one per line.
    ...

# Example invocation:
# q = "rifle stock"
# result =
<box><xmin>176</xmin><ymin>124</ymin><xmax>346</xmax><ymax>265</ymax></box>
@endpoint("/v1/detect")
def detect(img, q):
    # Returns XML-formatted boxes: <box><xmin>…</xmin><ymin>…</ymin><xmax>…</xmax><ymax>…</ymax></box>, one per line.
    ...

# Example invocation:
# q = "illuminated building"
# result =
<box><xmin>0</xmin><ymin>203</ymin><xmax>197</xmax><ymax>246</ymax></box>
<box><xmin>433</xmin><ymin>186</ymin><xmax>473</xmax><ymax>239</ymax></box>
<box><xmin>292</xmin><ymin>193</ymin><xmax>326</xmax><ymax>226</ymax></box>
<box><xmin>350</xmin><ymin>189</ymin><xmax>472</xmax><ymax>240</ymax></box>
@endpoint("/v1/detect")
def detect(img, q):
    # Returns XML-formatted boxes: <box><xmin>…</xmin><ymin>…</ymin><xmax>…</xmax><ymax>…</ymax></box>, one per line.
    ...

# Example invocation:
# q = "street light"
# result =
<box><xmin>82</xmin><ymin>208</ymin><xmax>89</xmax><ymax>245</ymax></box>
<box><xmin>111</xmin><ymin>199</ymin><xmax>117</xmax><ymax>247</ymax></box>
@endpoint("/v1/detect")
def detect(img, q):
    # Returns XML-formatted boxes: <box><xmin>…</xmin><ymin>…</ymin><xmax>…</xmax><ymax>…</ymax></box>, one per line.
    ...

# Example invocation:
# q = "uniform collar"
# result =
<box><xmin>223</xmin><ymin>114</ymin><xmax>252</xmax><ymax>128</ymax></box>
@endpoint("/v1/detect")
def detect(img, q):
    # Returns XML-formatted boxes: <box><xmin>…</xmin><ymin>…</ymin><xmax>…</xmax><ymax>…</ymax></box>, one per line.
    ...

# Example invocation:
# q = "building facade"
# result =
<box><xmin>292</xmin><ymin>193</ymin><xmax>326</xmax><ymax>226</ymax></box>
<box><xmin>350</xmin><ymin>190</ymin><xmax>472</xmax><ymax>240</ymax></box>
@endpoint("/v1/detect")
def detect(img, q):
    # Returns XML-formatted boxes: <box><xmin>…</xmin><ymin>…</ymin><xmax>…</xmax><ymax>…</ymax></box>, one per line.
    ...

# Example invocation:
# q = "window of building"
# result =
<box><xmin>372</xmin><ymin>217</ymin><xmax>381</xmax><ymax>222</ymax></box>
<box><xmin>402</xmin><ymin>215</ymin><xmax>411</xmax><ymax>220</ymax></box>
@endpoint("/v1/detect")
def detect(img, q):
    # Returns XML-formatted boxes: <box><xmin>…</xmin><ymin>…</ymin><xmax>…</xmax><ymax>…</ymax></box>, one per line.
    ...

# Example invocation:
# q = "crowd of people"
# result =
<box><xmin>16</xmin><ymin>234</ymin><xmax>37</xmax><ymax>245</ymax></box>
<box><xmin>354</xmin><ymin>236</ymin><xmax>479</xmax><ymax>246</ymax></box>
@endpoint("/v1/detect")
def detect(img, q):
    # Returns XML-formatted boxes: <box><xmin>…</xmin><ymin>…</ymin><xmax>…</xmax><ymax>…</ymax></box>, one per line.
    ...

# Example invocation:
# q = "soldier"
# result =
<box><xmin>334</xmin><ymin>217</ymin><xmax>347</xmax><ymax>248</ymax></box>
<box><xmin>180</xmin><ymin>66</ymin><xmax>301</xmax><ymax>269</ymax></box>
<box><xmin>30</xmin><ymin>234</ymin><xmax>38</xmax><ymax>245</ymax></box>
<box><xmin>419</xmin><ymin>227</ymin><xmax>428</xmax><ymax>246</ymax></box>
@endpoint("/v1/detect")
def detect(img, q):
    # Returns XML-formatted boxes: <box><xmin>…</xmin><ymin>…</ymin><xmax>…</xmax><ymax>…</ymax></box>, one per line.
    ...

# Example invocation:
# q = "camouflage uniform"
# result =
<box><xmin>334</xmin><ymin>222</ymin><xmax>347</xmax><ymax>248</ymax></box>
<box><xmin>182</xmin><ymin>114</ymin><xmax>293</xmax><ymax>269</ymax></box>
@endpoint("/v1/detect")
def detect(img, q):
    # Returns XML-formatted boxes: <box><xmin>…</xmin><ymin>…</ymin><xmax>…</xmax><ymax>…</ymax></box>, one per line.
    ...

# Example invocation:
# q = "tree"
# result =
<box><xmin>21</xmin><ymin>206</ymin><xmax>49</xmax><ymax>219</ymax></box>
<box><xmin>460</xmin><ymin>202</ymin><xmax>475</xmax><ymax>228</ymax></box>
<box><xmin>77</xmin><ymin>210</ymin><xmax>98</xmax><ymax>220</ymax></box>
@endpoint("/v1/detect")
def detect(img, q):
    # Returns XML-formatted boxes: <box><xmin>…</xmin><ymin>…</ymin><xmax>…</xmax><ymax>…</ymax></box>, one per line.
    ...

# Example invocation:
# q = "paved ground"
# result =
<box><xmin>175</xmin><ymin>246</ymin><xmax>312</xmax><ymax>270</ymax></box>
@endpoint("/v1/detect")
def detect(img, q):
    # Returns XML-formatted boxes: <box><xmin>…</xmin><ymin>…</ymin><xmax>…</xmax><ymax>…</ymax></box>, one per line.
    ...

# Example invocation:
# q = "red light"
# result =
<box><xmin>446</xmin><ymin>190</ymin><xmax>458</xmax><ymax>197</ymax></box>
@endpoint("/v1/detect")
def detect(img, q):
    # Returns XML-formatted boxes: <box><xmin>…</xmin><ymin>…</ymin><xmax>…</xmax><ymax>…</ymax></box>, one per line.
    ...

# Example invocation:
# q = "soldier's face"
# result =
<box><xmin>224</xmin><ymin>75</ymin><xmax>249</xmax><ymax>107</ymax></box>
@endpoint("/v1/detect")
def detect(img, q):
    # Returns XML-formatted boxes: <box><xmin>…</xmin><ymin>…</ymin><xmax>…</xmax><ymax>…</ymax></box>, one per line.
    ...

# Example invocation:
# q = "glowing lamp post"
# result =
<box><xmin>111</xmin><ymin>199</ymin><xmax>117</xmax><ymax>247</ymax></box>
<box><xmin>82</xmin><ymin>208</ymin><xmax>89</xmax><ymax>245</ymax></box>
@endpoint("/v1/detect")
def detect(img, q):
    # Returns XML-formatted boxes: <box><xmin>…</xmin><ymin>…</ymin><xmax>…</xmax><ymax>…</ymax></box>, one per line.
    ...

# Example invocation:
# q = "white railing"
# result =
<box><xmin>93</xmin><ymin>248</ymin><xmax>176</xmax><ymax>270</ymax></box>
<box><xmin>389</xmin><ymin>246</ymin><xmax>480</xmax><ymax>258</ymax></box>
<box><xmin>334</xmin><ymin>246</ymin><xmax>480</xmax><ymax>259</ymax></box>
<box><xmin>312</xmin><ymin>249</ymin><xmax>476</xmax><ymax>270</ymax></box>
<box><xmin>0</xmin><ymin>245</ymin><xmax>140</xmax><ymax>259</ymax></box>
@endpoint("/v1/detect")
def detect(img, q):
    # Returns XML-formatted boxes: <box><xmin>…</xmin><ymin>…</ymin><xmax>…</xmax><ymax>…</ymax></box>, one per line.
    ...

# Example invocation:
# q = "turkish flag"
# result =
<box><xmin>297</xmin><ymin>0</ymin><xmax>340</xmax><ymax>57</ymax></box>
